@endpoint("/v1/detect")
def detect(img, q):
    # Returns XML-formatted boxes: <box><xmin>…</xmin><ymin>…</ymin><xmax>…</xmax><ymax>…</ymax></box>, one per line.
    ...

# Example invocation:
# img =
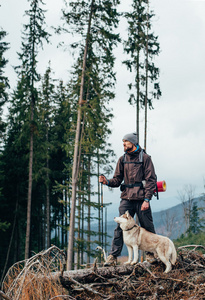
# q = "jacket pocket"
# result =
<box><xmin>137</xmin><ymin>187</ymin><xmax>145</xmax><ymax>199</ymax></box>
<box><xmin>120</xmin><ymin>189</ymin><xmax>128</xmax><ymax>198</ymax></box>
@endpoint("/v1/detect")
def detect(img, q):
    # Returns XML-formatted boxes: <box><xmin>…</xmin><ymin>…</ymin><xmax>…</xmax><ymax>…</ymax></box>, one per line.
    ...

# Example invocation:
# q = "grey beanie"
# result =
<box><xmin>123</xmin><ymin>133</ymin><xmax>138</xmax><ymax>145</ymax></box>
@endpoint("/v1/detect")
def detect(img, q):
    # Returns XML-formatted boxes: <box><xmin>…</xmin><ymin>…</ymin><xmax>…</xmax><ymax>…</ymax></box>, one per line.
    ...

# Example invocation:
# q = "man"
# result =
<box><xmin>99</xmin><ymin>132</ymin><xmax>156</xmax><ymax>266</ymax></box>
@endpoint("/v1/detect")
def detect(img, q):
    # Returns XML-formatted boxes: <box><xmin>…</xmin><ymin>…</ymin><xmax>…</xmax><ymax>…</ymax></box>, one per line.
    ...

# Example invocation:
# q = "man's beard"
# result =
<box><xmin>124</xmin><ymin>145</ymin><xmax>134</xmax><ymax>152</ymax></box>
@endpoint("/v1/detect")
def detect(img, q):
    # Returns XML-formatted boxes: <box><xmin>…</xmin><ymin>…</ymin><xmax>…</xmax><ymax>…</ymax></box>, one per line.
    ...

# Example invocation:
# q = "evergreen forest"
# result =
<box><xmin>0</xmin><ymin>0</ymin><xmax>162</xmax><ymax>279</ymax></box>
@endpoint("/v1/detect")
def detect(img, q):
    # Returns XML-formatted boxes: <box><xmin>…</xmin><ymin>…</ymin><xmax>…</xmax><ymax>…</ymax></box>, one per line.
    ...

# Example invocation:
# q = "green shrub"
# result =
<box><xmin>174</xmin><ymin>231</ymin><xmax>205</xmax><ymax>253</ymax></box>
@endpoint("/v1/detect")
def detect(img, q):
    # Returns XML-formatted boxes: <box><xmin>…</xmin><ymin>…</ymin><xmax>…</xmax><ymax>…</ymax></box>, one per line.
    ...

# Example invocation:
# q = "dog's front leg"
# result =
<box><xmin>131</xmin><ymin>246</ymin><xmax>139</xmax><ymax>265</ymax></box>
<box><xmin>124</xmin><ymin>245</ymin><xmax>133</xmax><ymax>265</ymax></box>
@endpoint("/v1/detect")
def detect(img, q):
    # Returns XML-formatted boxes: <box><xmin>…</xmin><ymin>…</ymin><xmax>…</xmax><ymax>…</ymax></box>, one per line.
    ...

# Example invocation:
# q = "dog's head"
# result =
<box><xmin>114</xmin><ymin>210</ymin><xmax>133</xmax><ymax>224</ymax></box>
<box><xmin>114</xmin><ymin>211</ymin><xmax>136</xmax><ymax>231</ymax></box>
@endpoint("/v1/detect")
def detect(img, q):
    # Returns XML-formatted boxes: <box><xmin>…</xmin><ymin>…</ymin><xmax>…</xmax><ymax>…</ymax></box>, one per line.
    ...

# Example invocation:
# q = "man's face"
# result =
<box><xmin>123</xmin><ymin>140</ymin><xmax>135</xmax><ymax>152</ymax></box>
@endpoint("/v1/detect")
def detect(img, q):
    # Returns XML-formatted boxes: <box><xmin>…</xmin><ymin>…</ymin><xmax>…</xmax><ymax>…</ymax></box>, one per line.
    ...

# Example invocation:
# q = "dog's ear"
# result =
<box><xmin>125</xmin><ymin>211</ymin><xmax>130</xmax><ymax>218</ymax></box>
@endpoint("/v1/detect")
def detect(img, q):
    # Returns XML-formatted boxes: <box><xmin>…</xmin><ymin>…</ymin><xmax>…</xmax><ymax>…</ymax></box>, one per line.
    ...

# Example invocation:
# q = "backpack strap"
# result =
<box><xmin>139</xmin><ymin>148</ymin><xmax>144</xmax><ymax>163</ymax></box>
<box><xmin>122</xmin><ymin>149</ymin><xmax>159</xmax><ymax>200</ymax></box>
<box><xmin>123</xmin><ymin>149</ymin><xmax>144</xmax><ymax>165</ymax></box>
<box><xmin>121</xmin><ymin>149</ymin><xmax>144</xmax><ymax>190</ymax></box>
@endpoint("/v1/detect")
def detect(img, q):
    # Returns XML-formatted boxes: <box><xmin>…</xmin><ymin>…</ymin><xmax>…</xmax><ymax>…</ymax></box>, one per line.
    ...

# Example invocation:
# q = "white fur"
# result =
<box><xmin>96</xmin><ymin>246</ymin><xmax>107</xmax><ymax>261</ymax></box>
<box><xmin>114</xmin><ymin>211</ymin><xmax>177</xmax><ymax>273</ymax></box>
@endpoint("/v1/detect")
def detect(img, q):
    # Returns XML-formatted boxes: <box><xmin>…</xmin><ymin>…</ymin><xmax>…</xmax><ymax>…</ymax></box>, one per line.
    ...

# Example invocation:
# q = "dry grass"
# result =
<box><xmin>2</xmin><ymin>246</ymin><xmax>69</xmax><ymax>300</ymax></box>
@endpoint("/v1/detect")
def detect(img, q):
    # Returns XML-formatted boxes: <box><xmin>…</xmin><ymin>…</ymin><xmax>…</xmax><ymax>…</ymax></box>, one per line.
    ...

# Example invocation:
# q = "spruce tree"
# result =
<box><xmin>187</xmin><ymin>201</ymin><xmax>204</xmax><ymax>235</ymax></box>
<box><xmin>61</xmin><ymin>0</ymin><xmax>120</xmax><ymax>269</ymax></box>
<box><xmin>0</xmin><ymin>75</ymin><xmax>30</xmax><ymax>277</ymax></box>
<box><xmin>38</xmin><ymin>64</ymin><xmax>56</xmax><ymax>249</ymax></box>
<box><xmin>15</xmin><ymin>0</ymin><xmax>50</xmax><ymax>259</ymax></box>
<box><xmin>0</xmin><ymin>29</ymin><xmax>9</xmax><ymax>142</ymax></box>
<box><xmin>49</xmin><ymin>80</ymin><xmax>72</xmax><ymax>250</ymax></box>
<box><xmin>123</xmin><ymin>0</ymin><xmax>161</xmax><ymax>146</ymax></box>
<box><xmin>0</xmin><ymin>28</ymin><xmax>9</xmax><ymax>245</ymax></box>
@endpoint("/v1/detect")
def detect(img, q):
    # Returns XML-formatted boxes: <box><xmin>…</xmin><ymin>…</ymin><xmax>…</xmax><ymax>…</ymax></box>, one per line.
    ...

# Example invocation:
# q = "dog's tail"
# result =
<box><xmin>96</xmin><ymin>246</ymin><xmax>107</xmax><ymax>262</ymax></box>
<box><xmin>169</xmin><ymin>240</ymin><xmax>177</xmax><ymax>265</ymax></box>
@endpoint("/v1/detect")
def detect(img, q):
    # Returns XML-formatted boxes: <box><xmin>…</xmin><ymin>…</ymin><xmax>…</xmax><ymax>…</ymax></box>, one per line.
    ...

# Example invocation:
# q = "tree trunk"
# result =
<box><xmin>97</xmin><ymin>153</ymin><xmax>101</xmax><ymax>252</ymax></box>
<box><xmin>46</xmin><ymin>137</ymin><xmax>50</xmax><ymax>248</ymax></box>
<box><xmin>144</xmin><ymin>0</ymin><xmax>149</xmax><ymax>151</ymax></box>
<box><xmin>54</xmin><ymin>265</ymin><xmax>135</xmax><ymax>285</ymax></box>
<box><xmin>136</xmin><ymin>51</ymin><xmax>140</xmax><ymax>140</ymax></box>
<box><xmin>77</xmin><ymin>178</ymin><xmax>82</xmax><ymax>268</ymax></box>
<box><xmin>81</xmin><ymin>188</ymin><xmax>84</xmax><ymax>266</ymax></box>
<box><xmin>25</xmin><ymin>99</ymin><xmax>34</xmax><ymax>260</ymax></box>
<box><xmin>87</xmin><ymin>157</ymin><xmax>91</xmax><ymax>265</ymax></box>
<box><xmin>0</xmin><ymin>199</ymin><xmax>18</xmax><ymax>285</ymax></box>
<box><xmin>101</xmin><ymin>183</ymin><xmax>104</xmax><ymax>249</ymax></box>
<box><xmin>67</xmin><ymin>0</ymin><xmax>94</xmax><ymax>271</ymax></box>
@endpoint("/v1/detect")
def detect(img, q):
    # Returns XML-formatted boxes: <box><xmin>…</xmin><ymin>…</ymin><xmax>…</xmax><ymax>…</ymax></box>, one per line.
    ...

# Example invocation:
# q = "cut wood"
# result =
<box><xmin>53</xmin><ymin>264</ymin><xmax>136</xmax><ymax>285</ymax></box>
<box><xmin>2</xmin><ymin>246</ymin><xmax>205</xmax><ymax>300</ymax></box>
<box><xmin>0</xmin><ymin>290</ymin><xmax>12</xmax><ymax>300</ymax></box>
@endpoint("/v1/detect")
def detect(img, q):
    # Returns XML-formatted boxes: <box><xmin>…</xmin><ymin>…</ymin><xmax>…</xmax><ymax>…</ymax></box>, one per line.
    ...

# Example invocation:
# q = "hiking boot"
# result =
<box><xmin>104</xmin><ymin>255</ymin><xmax>117</xmax><ymax>267</ymax></box>
<box><xmin>145</xmin><ymin>252</ymin><xmax>157</xmax><ymax>264</ymax></box>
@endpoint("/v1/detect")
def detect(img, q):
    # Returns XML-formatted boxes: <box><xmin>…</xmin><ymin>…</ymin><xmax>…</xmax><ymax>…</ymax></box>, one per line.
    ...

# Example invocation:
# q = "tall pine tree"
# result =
<box><xmin>61</xmin><ymin>0</ymin><xmax>120</xmax><ymax>269</ymax></box>
<box><xmin>15</xmin><ymin>0</ymin><xmax>50</xmax><ymax>259</ymax></box>
<box><xmin>0</xmin><ymin>29</ymin><xmax>9</xmax><ymax>143</ymax></box>
<box><xmin>123</xmin><ymin>0</ymin><xmax>161</xmax><ymax>147</ymax></box>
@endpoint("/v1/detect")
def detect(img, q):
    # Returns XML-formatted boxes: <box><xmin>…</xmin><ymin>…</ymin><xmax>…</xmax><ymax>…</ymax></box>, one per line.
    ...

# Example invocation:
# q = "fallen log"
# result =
<box><xmin>56</xmin><ymin>263</ymin><xmax>150</xmax><ymax>299</ymax></box>
<box><xmin>51</xmin><ymin>264</ymin><xmax>138</xmax><ymax>285</ymax></box>
<box><xmin>2</xmin><ymin>245</ymin><xmax>205</xmax><ymax>300</ymax></box>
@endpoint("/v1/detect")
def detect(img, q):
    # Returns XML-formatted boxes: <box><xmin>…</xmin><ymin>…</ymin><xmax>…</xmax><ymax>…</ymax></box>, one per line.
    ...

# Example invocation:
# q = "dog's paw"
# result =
<box><xmin>124</xmin><ymin>261</ymin><xmax>131</xmax><ymax>265</ymax></box>
<box><xmin>131</xmin><ymin>261</ymin><xmax>137</xmax><ymax>265</ymax></box>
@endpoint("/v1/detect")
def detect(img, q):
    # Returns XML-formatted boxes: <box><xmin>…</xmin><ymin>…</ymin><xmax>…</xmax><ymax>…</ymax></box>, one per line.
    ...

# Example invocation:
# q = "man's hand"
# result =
<box><xmin>141</xmin><ymin>201</ymin><xmax>150</xmax><ymax>211</ymax></box>
<box><xmin>99</xmin><ymin>175</ymin><xmax>108</xmax><ymax>185</ymax></box>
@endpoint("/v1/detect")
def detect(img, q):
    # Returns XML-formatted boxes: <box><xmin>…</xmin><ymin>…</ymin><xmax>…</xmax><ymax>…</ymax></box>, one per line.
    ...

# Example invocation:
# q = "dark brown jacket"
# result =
<box><xmin>108</xmin><ymin>147</ymin><xmax>157</xmax><ymax>201</ymax></box>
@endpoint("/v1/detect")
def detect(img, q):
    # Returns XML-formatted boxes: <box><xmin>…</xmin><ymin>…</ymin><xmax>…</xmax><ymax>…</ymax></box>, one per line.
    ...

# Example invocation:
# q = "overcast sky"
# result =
<box><xmin>1</xmin><ymin>0</ymin><xmax>205</xmax><ymax>213</ymax></box>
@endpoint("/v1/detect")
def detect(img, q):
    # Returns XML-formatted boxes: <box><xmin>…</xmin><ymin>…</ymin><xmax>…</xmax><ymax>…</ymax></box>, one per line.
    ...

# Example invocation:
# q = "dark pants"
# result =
<box><xmin>109</xmin><ymin>199</ymin><xmax>156</xmax><ymax>257</ymax></box>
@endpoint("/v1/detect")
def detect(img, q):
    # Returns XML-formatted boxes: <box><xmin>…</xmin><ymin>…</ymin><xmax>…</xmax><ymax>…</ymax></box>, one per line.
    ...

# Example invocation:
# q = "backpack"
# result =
<box><xmin>121</xmin><ymin>149</ymin><xmax>159</xmax><ymax>199</ymax></box>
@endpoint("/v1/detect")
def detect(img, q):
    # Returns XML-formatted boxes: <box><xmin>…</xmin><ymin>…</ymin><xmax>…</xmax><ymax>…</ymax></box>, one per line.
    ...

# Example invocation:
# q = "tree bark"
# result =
<box><xmin>52</xmin><ymin>265</ymin><xmax>135</xmax><ymax>285</ymax></box>
<box><xmin>25</xmin><ymin>99</ymin><xmax>34</xmax><ymax>260</ymax></box>
<box><xmin>87</xmin><ymin>157</ymin><xmax>91</xmax><ymax>265</ymax></box>
<box><xmin>97</xmin><ymin>151</ymin><xmax>101</xmax><ymax>245</ymax></box>
<box><xmin>144</xmin><ymin>0</ymin><xmax>149</xmax><ymax>151</ymax></box>
<box><xmin>136</xmin><ymin>51</ymin><xmax>140</xmax><ymax>140</ymax></box>
<box><xmin>0</xmin><ymin>200</ymin><xmax>18</xmax><ymax>285</ymax></box>
<box><xmin>46</xmin><ymin>132</ymin><xmax>50</xmax><ymax>248</ymax></box>
<box><xmin>67</xmin><ymin>0</ymin><xmax>94</xmax><ymax>270</ymax></box>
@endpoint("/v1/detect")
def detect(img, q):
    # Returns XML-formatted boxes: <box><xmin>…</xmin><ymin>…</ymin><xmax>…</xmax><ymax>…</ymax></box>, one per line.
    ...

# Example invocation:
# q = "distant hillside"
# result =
<box><xmin>103</xmin><ymin>196</ymin><xmax>204</xmax><ymax>256</ymax></box>
<box><xmin>153</xmin><ymin>196</ymin><xmax>204</xmax><ymax>239</ymax></box>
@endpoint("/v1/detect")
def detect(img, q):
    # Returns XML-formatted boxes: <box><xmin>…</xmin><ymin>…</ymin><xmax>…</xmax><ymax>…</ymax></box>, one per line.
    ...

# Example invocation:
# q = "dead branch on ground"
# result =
<box><xmin>1</xmin><ymin>245</ymin><xmax>205</xmax><ymax>300</ymax></box>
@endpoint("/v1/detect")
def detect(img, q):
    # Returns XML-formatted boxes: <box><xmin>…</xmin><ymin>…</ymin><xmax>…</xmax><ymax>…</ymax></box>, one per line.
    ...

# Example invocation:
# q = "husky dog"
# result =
<box><xmin>114</xmin><ymin>211</ymin><xmax>177</xmax><ymax>273</ymax></box>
